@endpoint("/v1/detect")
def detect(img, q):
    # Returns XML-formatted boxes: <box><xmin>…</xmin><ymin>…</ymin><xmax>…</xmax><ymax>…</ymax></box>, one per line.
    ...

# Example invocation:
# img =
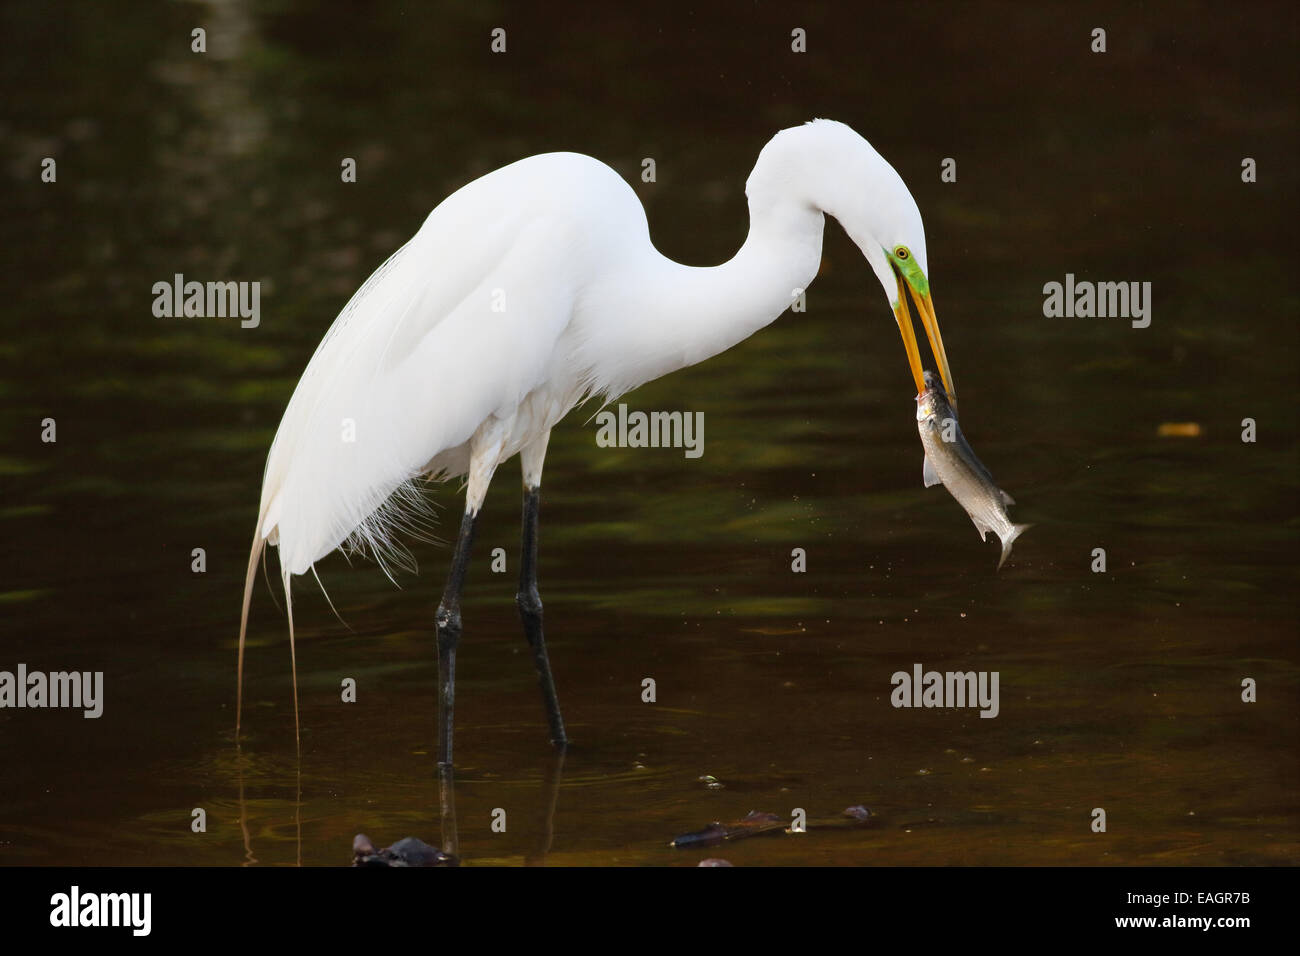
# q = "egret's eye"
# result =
<box><xmin>895</xmin><ymin>246</ymin><xmax>909</xmax><ymax>260</ymax></box>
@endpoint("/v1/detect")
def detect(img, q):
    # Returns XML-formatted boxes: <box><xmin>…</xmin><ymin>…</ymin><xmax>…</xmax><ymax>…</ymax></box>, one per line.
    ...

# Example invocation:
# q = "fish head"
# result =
<box><xmin>916</xmin><ymin>369</ymin><xmax>951</xmax><ymax>423</ymax></box>
<box><xmin>916</xmin><ymin>385</ymin><xmax>942</xmax><ymax>423</ymax></box>
<box><xmin>922</xmin><ymin>369</ymin><xmax>946</xmax><ymax>393</ymax></box>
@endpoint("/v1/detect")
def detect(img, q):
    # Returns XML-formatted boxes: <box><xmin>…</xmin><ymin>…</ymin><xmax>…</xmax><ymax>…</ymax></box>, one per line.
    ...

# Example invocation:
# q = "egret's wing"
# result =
<box><xmin>258</xmin><ymin>199</ymin><xmax>577</xmax><ymax>577</ymax></box>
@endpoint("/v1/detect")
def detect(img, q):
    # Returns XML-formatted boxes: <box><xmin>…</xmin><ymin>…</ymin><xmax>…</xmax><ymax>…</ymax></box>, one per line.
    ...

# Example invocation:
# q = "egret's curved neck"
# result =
<box><xmin>597</xmin><ymin>198</ymin><xmax>825</xmax><ymax>397</ymax></box>
<box><xmin>675</xmin><ymin>199</ymin><xmax>825</xmax><ymax>361</ymax></box>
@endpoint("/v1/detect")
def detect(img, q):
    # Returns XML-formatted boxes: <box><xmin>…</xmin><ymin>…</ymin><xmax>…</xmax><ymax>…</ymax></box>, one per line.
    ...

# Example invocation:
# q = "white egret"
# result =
<box><xmin>237</xmin><ymin>119</ymin><xmax>956</xmax><ymax>766</ymax></box>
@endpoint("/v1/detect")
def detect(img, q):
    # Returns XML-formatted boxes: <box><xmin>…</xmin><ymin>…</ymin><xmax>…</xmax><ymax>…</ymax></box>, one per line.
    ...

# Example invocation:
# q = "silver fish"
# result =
<box><xmin>916</xmin><ymin>371</ymin><xmax>1030</xmax><ymax>569</ymax></box>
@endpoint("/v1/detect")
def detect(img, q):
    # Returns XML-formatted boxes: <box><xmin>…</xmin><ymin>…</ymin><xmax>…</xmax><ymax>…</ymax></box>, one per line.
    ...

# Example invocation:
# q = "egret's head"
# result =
<box><xmin>878</xmin><ymin>237</ymin><xmax>955</xmax><ymax>408</ymax></box>
<box><xmin>757</xmin><ymin>119</ymin><xmax>956</xmax><ymax>404</ymax></box>
<box><xmin>840</xmin><ymin>129</ymin><xmax>955</xmax><ymax>407</ymax></box>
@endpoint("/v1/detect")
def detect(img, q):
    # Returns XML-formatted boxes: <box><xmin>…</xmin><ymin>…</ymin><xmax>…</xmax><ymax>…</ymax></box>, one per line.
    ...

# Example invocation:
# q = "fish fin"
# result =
<box><xmin>999</xmin><ymin>489</ymin><xmax>1016</xmax><ymax>507</ymax></box>
<box><xmin>922</xmin><ymin>453</ymin><xmax>942</xmax><ymax>488</ymax></box>
<box><xmin>997</xmin><ymin>523</ymin><xmax>1033</xmax><ymax>571</ymax></box>
<box><xmin>970</xmin><ymin>513</ymin><xmax>993</xmax><ymax>540</ymax></box>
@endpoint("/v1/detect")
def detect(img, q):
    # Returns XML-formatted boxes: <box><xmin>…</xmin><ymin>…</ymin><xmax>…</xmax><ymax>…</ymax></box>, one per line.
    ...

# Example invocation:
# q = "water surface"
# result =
<box><xmin>0</xmin><ymin>1</ymin><xmax>1296</xmax><ymax>865</ymax></box>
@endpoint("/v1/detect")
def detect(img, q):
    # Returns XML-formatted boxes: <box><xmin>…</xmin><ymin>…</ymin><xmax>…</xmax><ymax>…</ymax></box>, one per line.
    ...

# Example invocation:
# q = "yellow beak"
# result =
<box><xmin>893</xmin><ymin>273</ymin><xmax>957</xmax><ymax>408</ymax></box>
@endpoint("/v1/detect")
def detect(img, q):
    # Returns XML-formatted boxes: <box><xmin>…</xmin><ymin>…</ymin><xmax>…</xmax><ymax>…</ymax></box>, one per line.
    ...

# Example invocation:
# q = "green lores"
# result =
<box><xmin>886</xmin><ymin>246</ymin><xmax>929</xmax><ymax>299</ymax></box>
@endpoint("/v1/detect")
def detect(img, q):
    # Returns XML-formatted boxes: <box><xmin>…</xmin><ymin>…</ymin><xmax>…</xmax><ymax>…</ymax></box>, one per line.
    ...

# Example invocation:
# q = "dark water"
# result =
<box><xmin>1</xmin><ymin>1</ymin><xmax>1296</xmax><ymax>865</ymax></box>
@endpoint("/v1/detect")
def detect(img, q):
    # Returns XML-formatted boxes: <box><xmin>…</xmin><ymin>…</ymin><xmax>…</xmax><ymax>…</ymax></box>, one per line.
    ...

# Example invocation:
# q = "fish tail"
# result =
<box><xmin>997</xmin><ymin>523</ymin><xmax>1033</xmax><ymax>571</ymax></box>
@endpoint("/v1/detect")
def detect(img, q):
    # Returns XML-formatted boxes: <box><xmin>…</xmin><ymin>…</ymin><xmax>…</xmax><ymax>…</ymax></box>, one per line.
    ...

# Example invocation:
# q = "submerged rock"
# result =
<box><xmin>352</xmin><ymin>833</ymin><xmax>459</xmax><ymax>867</ymax></box>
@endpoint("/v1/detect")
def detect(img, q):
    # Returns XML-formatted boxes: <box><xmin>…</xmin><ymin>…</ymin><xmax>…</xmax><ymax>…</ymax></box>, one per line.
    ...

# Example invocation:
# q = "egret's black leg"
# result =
<box><xmin>517</xmin><ymin>485</ymin><xmax>567</xmax><ymax>748</ymax></box>
<box><xmin>436</xmin><ymin>508</ymin><xmax>478</xmax><ymax>769</ymax></box>
<box><xmin>437</xmin><ymin>762</ymin><xmax>459</xmax><ymax>859</ymax></box>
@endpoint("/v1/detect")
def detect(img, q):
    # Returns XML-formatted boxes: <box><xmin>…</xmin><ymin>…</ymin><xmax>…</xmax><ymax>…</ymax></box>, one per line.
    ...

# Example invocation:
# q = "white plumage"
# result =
<box><xmin>237</xmin><ymin>120</ymin><xmax>954</xmax><ymax>747</ymax></box>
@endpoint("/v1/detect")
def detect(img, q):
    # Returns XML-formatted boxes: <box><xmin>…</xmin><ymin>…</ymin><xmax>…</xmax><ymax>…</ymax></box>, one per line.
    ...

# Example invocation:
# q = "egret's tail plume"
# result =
<box><xmin>236</xmin><ymin>528</ymin><xmax>263</xmax><ymax>736</ymax></box>
<box><xmin>284</xmin><ymin>567</ymin><xmax>300</xmax><ymax>755</ymax></box>
<box><xmin>236</xmin><ymin>523</ymin><xmax>302</xmax><ymax>754</ymax></box>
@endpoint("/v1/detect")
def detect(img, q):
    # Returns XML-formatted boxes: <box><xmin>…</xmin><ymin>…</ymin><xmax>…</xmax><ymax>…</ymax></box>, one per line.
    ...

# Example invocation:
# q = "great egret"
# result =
<box><xmin>237</xmin><ymin>119</ymin><xmax>956</xmax><ymax>767</ymax></box>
